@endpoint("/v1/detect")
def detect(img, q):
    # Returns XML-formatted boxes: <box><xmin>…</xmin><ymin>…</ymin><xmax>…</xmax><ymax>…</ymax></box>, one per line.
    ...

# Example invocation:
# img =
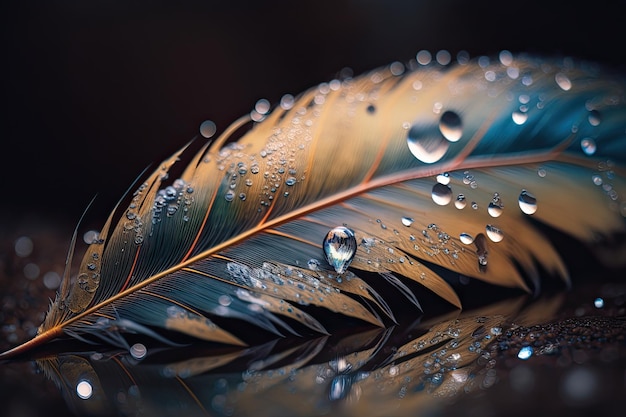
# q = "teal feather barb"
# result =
<box><xmin>2</xmin><ymin>52</ymin><xmax>625</xmax><ymax>358</ymax></box>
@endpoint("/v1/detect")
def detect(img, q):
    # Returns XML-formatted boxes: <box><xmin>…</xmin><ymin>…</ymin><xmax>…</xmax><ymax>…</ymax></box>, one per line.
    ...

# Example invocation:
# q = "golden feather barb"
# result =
<box><xmin>2</xmin><ymin>53</ymin><xmax>625</xmax><ymax>357</ymax></box>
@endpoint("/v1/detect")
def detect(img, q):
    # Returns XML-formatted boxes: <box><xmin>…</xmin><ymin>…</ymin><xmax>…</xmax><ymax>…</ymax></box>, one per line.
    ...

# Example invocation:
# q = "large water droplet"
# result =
<box><xmin>580</xmin><ymin>138</ymin><xmax>597</xmax><ymax>155</ymax></box>
<box><xmin>439</xmin><ymin>111</ymin><xmax>463</xmax><ymax>142</ymax></box>
<box><xmin>323</xmin><ymin>227</ymin><xmax>357</xmax><ymax>274</ymax></box>
<box><xmin>485</xmin><ymin>225</ymin><xmax>504</xmax><ymax>242</ymax></box>
<box><xmin>407</xmin><ymin>124</ymin><xmax>449</xmax><ymax>164</ymax></box>
<box><xmin>431</xmin><ymin>183</ymin><xmax>452</xmax><ymax>205</ymax></box>
<box><xmin>460</xmin><ymin>233</ymin><xmax>474</xmax><ymax>245</ymax></box>
<box><xmin>518</xmin><ymin>190</ymin><xmax>537</xmax><ymax>214</ymax></box>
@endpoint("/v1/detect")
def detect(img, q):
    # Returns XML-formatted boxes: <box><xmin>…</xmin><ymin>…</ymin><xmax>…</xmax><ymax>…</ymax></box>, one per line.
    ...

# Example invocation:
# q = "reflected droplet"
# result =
<box><xmin>439</xmin><ymin>111</ymin><xmax>463</xmax><ymax>142</ymax></box>
<box><xmin>431</xmin><ymin>183</ymin><xmax>452</xmax><ymax>206</ymax></box>
<box><xmin>323</xmin><ymin>226</ymin><xmax>357</xmax><ymax>274</ymax></box>
<box><xmin>460</xmin><ymin>233</ymin><xmax>474</xmax><ymax>245</ymax></box>
<box><xmin>407</xmin><ymin>124</ymin><xmax>449</xmax><ymax>163</ymax></box>
<box><xmin>455</xmin><ymin>194</ymin><xmax>467</xmax><ymax>209</ymax></box>
<box><xmin>485</xmin><ymin>225</ymin><xmax>504</xmax><ymax>242</ymax></box>
<box><xmin>401</xmin><ymin>217</ymin><xmax>414</xmax><ymax>227</ymax></box>
<box><xmin>76</xmin><ymin>380</ymin><xmax>93</xmax><ymax>400</ymax></box>
<box><xmin>580</xmin><ymin>138</ymin><xmax>597</xmax><ymax>155</ymax></box>
<box><xmin>518</xmin><ymin>190</ymin><xmax>537</xmax><ymax>214</ymax></box>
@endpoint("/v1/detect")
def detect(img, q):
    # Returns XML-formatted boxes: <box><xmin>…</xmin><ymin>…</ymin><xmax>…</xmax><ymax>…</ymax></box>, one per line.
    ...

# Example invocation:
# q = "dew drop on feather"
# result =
<box><xmin>323</xmin><ymin>226</ymin><xmax>357</xmax><ymax>274</ymax></box>
<box><xmin>518</xmin><ymin>190</ymin><xmax>538</xmax><ymax>215</ymax></box>
<box><xmin>438</xmin><ymin>111</ymin><xmax>463</xmax><ymax>142</ymax></box>
<box><xmin>407</xmin><ymin>124</ymin><xmax>449</xmax><ymax>164</ymax></box>
<box><xmin>431</xmin><ymin>183</ymin><xmax>452</xmax><ymax>206</ymax></box>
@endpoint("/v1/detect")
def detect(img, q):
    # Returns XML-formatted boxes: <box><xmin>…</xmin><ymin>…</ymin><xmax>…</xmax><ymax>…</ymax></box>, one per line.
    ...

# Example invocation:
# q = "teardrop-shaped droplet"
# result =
<box><xmin>485</xmin><ymin>225</ymin><xmax>504</xmax><ymax>242</ymax></box>
<box><xmin>487</xmin><ymin>202</ymin><xmax>503</xmax><ymax>217</ymax></box>
<box><xmin>323</xmin><ymin>226</ymin><xmax>357</xmax><ymax>274</ymax></box>
<box><xmin>401</xmin><ymin>217</ymin><xmax>414</xmax><ymax>227</ymax></box>
<box><xmin>407</xmin><ymin>124</ymin><xmax>449</xmax><ymax>164</ymax></box>
<box><xmin>436</xmin><ymin>172</ymin><xmax>451</xmax><ymax>185</ymax></box>
<box><xmin>455</xmin><ymin>194</ymin><xmax>467</xmax><ymax>209</ymax></box>
<box><xmin>439</xmin><ymin>111</ymin><xmax>463</xmax><ymax>142</ymax></box>
<box><xmin>580</xmin><ymin>138</ymin><xmax>597</xmax><ymax>155</ymax></box>
<box><xmin>518</xmin><ymin>190</ymin><xmax>537</xmax><ymax>215</ymax></box>
<box><xmin>431</xmin><ymin>183</ymin><xmax>452</xmax><ymax>206</ymax></box>
<box><xmin>460</xmin><ymin>233</ymin><xmax>474</xmax><ymax>245</ymax></box>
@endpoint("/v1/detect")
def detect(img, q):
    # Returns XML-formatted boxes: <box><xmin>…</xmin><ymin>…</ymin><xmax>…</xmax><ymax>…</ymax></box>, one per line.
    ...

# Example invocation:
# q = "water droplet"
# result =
<box><xmin>76</xmin><ymin>380</ymin><xmax>93</xmax><ymax>400</ymax></box>
<box><xmin>512</xmin><ymin>111</ymin><xmax>528</xmax><ymax>125</ymax></box>
<box><xmin>323</xmin><ymin>226</ymin><xmax>357</xmax><ymax>274</ymax></box>
<box><xmin>485</xmin><ymin>225</ymin><xmax>504</xmax><ymax>242</ymax></box>
<box><xmin>517</xmin><ymin>346</ymin><xmax>534</xmax><ymax>360</ymax></box>
<box><xmin>285</xmin><ymin>177</ymin><xmax>296</xmax><ymax>186</ymax></box>
<box><xmin>439</xmin><ymin>111</ymin><xmax>463</xmax><ymax>142</ymax></box>
<box><xmin>280</xmin><ymin>94</ymin><xmax>295</xmax><ymax>110</ymax></box>
<box><xmin>307</xmin><ymin>258</ymin><xmax>321</xmax><ymax>271</ymax></box>
<box><xmin>407</xmin><ymin>124</ymin><xmax>449</xmax><ymax>163</ymax></box>
<box><xmin>592</xmin><ymin>175</ymin><xmax>603</xmax><ymax>186</ymax></box>
<box><xmin>487</xmin><ymin>201</ymin><xmax>502</xmax><ymax>217</ymax></box>
<box><xmin>199</xmin><ymin>120</ymin><xmax>216</xmax><ymax>138</ymax></box>
<box><xmin>455</xmin><ymin>194</ymin><xmax>467</xmax><ymax>209</ymax></box>
<box><xmin>460</xmin><ymin>233</ymin><xmax>474</xmax><ymax>245</ymax></box>
<box><xmin>436</xmin><ymin>172</ymin><xmax>450</xmax><ymax>185</ymax></box>
<box><xmin>594</xmin><ymin>297</ymin><xmax>604</xmax><ymax>308</ymax></box>
<box><xmin>224</xmin><ymin>190</ymin><xmax>235</xmax><ymax>202</ymax></box>
<box><xmin>130</xmin><ymin>343</ymin><xmax>147</xmax><ymax>359</ymax></box>
<box><xmin>518</xmin><ymin>190</ymin><xmax>537</xmax><ymax>214</ymax></box>
<box><xmin>555</xmin><ymin>73</ymin><xmax>572</xmax><ymax>91</ymax></box>
<box><xmin>401</xmin><ymin>217</ymin><xmax>414</xmax><ymax>227</ymax></box>
<box><xmin>255</xmin><ymin>98</ymin><xmax>271</xmax><ymax>114</ymax></box>
<box><xmin>588</xmin><ymin>110</ymin><xmax>601</xmax><ymax>126</ymax></box>
<box><xmin>580</xmin><ymin>138</ymin><xmax>597</xmax><ymax>155</ymax></box>
<box><xmin>14</xmin><ymin>236</ymin><xmax>33</xmax><ymax>257</ymax></box>
<box><xmin>416</xmin><ymin>50</ymin><xmax>432</xmax><ymax>65</ymax></box>
<box><xmin>431</xmin><ymin>183</ymin><xmax>452</xmax><ymax>206</ymax></box>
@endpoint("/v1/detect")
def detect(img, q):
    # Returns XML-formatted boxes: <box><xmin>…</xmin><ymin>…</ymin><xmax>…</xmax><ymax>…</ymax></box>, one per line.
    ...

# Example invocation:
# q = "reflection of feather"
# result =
<box><xmin>1</xmin><ymin>53</ymin><xmax>625</xmax><ymax>357</ymax></box>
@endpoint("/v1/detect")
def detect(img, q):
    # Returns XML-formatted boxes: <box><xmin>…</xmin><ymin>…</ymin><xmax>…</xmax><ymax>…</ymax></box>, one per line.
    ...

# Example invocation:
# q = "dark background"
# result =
<box><xmin>1</xmin><ymin>0</ymin><xmax>626</xmax><ymax>231</ymax></box>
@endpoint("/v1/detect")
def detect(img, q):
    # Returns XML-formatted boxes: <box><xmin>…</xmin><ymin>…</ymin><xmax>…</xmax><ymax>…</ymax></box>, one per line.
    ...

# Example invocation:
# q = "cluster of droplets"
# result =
<box><xmin>427</xmin><ymin>171</ymin><xmax>540</xmax><ymax>250</ymax></box>
<box><xmin>591</xmin><ymin>160</ymin><xmax>624</xmax><ymax>215</ymax></box>
<box><xmin>152</xmin><ymin>178</ymin><xmax>195</xmax><ymax>225</ymax></box>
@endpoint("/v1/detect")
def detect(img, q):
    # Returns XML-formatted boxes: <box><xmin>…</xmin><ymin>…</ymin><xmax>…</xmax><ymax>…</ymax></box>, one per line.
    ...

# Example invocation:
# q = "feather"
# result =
<box><xmin>1</xmin><ymin>52</ymin><xmax>625</xmax><ymax>358</ymax></box>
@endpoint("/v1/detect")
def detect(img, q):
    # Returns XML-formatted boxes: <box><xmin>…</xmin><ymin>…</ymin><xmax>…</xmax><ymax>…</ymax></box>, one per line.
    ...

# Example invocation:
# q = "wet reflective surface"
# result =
<box><xmin>2</xmin><ymin>221</ymin><xmax>625</xmax><ymax>417</ymax></box>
